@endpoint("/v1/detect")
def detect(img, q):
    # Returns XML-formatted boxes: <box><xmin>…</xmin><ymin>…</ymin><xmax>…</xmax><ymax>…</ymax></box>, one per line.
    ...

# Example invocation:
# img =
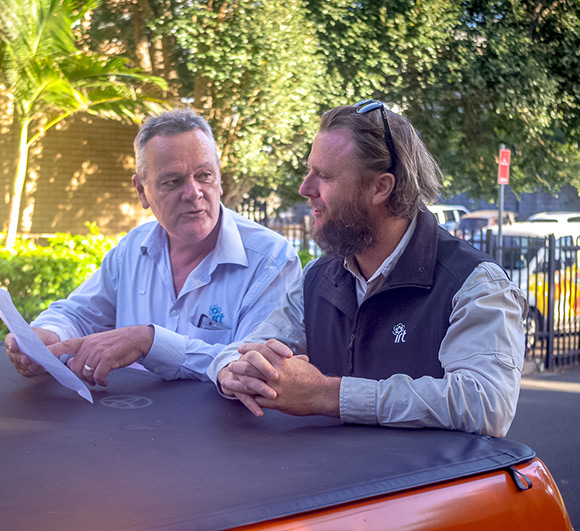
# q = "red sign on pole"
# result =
<box><xmin>498</xmin><ymin>147</ymin><xmax>511</xmax><ymax>185</ymax></box>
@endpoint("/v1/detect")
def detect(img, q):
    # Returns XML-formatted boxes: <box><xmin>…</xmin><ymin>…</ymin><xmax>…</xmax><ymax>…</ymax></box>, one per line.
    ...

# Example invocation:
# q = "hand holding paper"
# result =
<box><xmin>0</xmin><ymin>289</ymin><xmax>93</xmax><ymax>403</ymax></box>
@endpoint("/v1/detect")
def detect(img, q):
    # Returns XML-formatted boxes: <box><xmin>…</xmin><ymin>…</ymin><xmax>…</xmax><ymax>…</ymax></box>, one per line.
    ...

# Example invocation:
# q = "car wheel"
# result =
<box><xmin>525</xmin><ymin>308</ymin><xmax>541</xmax><ymax>352</ymax></box>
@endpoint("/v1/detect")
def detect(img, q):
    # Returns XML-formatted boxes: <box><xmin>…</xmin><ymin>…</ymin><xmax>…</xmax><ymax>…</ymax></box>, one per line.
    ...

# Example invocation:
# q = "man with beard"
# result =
<box><xmin>207</xmin><ymin>101</ymin><xmax>527</xmax><ymax>437</ymax></box>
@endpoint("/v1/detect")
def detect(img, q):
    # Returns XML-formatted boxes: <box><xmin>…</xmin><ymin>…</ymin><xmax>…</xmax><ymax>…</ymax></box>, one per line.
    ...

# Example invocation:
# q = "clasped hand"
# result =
<box><xmin>219</xmin><ymin>339</ymin><xmax>340</xmax><ymax>418</ymax></box>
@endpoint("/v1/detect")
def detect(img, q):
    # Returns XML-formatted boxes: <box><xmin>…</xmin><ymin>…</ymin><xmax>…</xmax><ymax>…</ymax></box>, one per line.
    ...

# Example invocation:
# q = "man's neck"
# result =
<box><xmin>354</xmin><ymin>215</ymin><xmax>411</xmax><ymax>280</ymax></box>
<box><xmin>168</xmin><ymin>223</ymin><xmax>221</xmax><ymax>295</ymax></box>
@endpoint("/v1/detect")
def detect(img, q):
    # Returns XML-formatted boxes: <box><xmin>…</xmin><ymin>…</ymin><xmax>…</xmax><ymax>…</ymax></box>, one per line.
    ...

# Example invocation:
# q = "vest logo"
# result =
<box><xmin>392</xmin><ymin>323</ymin><xmax>407</xmax><ymax>343</ymax></box>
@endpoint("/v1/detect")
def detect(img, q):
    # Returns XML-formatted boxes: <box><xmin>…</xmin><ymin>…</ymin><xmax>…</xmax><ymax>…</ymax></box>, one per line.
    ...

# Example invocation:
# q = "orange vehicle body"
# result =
<box><xmin>239</xmin><ymin>458</ymin><xmax>572</xmax><ymax>531</ymax></box>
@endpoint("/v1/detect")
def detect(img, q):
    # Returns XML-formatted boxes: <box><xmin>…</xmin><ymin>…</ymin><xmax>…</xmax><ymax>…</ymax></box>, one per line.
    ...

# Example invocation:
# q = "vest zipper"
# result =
<box><xmin>347</xmin><ymin>332</ymin><xmax>355</xmax><ymax>374</ymax></box>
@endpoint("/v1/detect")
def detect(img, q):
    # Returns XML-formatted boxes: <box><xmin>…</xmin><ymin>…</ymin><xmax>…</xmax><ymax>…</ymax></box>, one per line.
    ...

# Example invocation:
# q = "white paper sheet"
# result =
<box><xmin>0</xmin><ymin>289</ymin><xmax>93</xmax><ymax>403</ymax></box>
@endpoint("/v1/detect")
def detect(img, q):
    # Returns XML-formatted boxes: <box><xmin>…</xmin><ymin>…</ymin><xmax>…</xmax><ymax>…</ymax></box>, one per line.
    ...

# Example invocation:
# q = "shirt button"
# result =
<box><xmin>171</xmin><ymin>310</ymin><xmax>178</xmax><ymax>316</ymax></box>
<box><xmin>139</xmin><ymin>289</ymin><xmax>146</xmax><ymax>295</ymax></box>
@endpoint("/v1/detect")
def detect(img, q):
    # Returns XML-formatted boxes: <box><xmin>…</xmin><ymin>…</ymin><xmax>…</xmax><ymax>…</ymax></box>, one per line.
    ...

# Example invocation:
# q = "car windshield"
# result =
<box><xmin>457</xmin><ymin>218</ymin><xmax>490</xmax><ymax>232</ymax></box>
<box><xmin>500</xmin><ymin>236</ymin><xmax>546</xmax><ymax>270</ymax></box>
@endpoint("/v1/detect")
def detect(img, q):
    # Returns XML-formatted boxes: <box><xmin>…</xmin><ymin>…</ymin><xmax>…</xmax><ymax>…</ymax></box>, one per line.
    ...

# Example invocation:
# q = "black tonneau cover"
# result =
<box><xmin>0</xmin><ymin>350</ymin><xmax>534</xmax><ymax>530</ymax></box>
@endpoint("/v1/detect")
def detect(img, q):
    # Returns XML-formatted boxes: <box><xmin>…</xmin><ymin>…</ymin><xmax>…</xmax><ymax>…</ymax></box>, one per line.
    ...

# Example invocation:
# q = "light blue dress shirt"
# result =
<box><xmin>32</xmin><ymin>206</ymin><xmax>302</xmax><ymax>381</ymax></box>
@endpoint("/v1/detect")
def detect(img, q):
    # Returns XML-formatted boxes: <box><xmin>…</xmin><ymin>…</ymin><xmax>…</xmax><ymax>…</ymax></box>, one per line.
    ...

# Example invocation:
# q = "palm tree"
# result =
<box><xmin>0</xmin><ymin>0</ymin><xmax>168</xmax><ymax>251</ymax></box>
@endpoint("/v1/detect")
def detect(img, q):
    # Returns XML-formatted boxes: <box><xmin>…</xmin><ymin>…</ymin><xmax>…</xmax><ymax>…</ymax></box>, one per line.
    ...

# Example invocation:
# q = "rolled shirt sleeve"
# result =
<box><xmin>340</xmin><ymin>262</ymin><xmax>528</xmax><ymax>436</ymax></box>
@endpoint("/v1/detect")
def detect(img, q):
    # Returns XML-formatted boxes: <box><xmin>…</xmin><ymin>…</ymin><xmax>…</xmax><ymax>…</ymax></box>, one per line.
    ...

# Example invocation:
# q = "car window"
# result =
<box><xmin>443</xmin><ymin>210</ymin><xmax>456</xmax><ymax>222</ymax></box>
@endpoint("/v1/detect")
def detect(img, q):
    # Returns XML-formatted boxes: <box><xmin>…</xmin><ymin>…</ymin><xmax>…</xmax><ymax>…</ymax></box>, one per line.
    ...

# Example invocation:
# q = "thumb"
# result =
<box><xmin>48</xmin><ymin>337</ymin><xmax>84</xmax><ymax>358</ymax></box>
<box><xmin>5</xmin><ymin>333</ymin><xmax>18</xmax><ymax>353</ymax></box>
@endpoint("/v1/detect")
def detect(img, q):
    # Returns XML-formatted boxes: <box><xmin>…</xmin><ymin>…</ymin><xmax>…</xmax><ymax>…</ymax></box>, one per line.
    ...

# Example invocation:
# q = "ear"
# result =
<box><xmin>370</xmin><ymin>172</ymin><xmax>396</xmax><ymax>206</ymax></box>
<box><xmin>132</xmin><ymin>174</ymin><xmax>150</xmax><ymax>209</ymax></box>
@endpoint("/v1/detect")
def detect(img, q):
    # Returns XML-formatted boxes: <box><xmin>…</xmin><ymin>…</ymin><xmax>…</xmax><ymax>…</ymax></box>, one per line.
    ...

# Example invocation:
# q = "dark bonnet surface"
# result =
<box><xmin>0</xmin><ymin>345</ymin><xmax>534</xmax><ymax>531</ymax></box>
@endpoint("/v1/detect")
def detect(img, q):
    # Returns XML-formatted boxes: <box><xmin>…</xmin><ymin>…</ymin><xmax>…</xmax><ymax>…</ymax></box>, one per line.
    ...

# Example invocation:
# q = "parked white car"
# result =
<box><xmin>527</xmin><ymin>211</ymin><xmax>580</xmax><ymax>223</ymax></box>
<box><xmin>427</xmin><ymin>204</ymin><xmax>470</xmax><ymax>232</ymax></box>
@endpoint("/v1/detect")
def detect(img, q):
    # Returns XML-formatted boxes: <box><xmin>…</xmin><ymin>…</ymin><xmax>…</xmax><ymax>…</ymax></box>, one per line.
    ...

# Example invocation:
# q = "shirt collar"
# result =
<box><xmin>345</xmin><ymin>214</ymin><xmax>418</xmax><ymax>285</ymax></box>
<box><xmin>140</xmin><ymin>222</ymin><xmax>167</xmax><ymax>258</ymax></box>
<box><xmin>210</xmin><ymin>205</ymin><xmax>249</xmax><ymax>269</ymax></box>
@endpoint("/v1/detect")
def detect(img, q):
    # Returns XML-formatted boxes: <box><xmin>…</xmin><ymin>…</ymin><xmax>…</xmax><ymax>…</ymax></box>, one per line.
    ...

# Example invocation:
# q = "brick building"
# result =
<box><xmin>1</xmin><ymin>110</ymin><xmax>152</xmax><ymax>238</ymax></box>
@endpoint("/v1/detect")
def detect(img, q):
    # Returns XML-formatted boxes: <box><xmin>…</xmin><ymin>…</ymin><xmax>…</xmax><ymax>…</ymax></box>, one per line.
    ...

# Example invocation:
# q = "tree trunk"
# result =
<box><xmin>5</xmin><ymin>121</ymin><xmax>30</xmax><ymax>253</ymax></box>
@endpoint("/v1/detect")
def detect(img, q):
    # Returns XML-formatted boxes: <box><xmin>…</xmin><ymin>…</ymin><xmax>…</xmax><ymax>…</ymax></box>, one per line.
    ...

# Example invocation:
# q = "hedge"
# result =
<box><xmin>0</xmin><ymin>224</ymin><xmax>121</xmax><ymax>338</ymax></box>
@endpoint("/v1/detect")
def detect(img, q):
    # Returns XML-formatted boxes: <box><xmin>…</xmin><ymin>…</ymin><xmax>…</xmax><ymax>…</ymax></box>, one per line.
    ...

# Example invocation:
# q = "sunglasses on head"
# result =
<box><xmin>354</xmin><ymin>99</ymin><xmax>397</xmax><ymax>173</ymax></box>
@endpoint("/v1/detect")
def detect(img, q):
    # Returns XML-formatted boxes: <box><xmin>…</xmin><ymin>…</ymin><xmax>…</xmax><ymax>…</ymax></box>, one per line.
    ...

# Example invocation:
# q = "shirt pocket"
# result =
<box><xmin>187</xmin><ymin>324</ymin><xmax>234</xmax><ymax>346</ymax></box>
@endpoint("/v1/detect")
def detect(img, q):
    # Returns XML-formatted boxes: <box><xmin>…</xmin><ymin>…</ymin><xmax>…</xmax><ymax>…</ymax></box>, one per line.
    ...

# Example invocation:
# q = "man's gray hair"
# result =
<box><xmin>134</xmin><ymin>109</ymin><xmax>219</xmax><ymax>178</ymax></box>
<box><xmin>319</xmin><ymin>104</ymin><xmax>442</xmax><ymax>219</ymax></box>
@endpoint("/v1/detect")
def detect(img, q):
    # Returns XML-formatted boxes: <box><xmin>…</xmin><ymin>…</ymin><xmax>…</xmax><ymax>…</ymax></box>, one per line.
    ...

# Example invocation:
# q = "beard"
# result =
<box><xmin>311</xmin><ymin>195</ymin><xmax>379</xmax><ymax>259</ymax></box>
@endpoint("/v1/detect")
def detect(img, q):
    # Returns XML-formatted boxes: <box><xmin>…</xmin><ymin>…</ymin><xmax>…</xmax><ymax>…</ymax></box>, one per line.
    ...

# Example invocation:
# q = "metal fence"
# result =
<box><xmin>455</xmin><ymin>229</ymin><xmax>580</xmax><ymax>370</ymax></box>
<box><xmin>237</xmin><ymin>200</ymin><xmax>323</xmax><ymax>257</ymax></box>
<box><xmin>240</xmin><ymin>200</ymin><xmax>580</xmax><ymax>370</ymax></box>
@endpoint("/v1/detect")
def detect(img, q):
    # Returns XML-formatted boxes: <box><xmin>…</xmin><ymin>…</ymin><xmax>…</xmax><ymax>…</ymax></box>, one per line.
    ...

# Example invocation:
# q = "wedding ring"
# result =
<box><xmin>83</xmin><ymin>364</ymin><xmax>94</xmax><ymax>371</ymax></box>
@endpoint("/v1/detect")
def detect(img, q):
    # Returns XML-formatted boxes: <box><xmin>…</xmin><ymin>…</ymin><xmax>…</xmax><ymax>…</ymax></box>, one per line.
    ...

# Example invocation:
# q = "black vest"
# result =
<box><xmin>303</xmin><ymin>210</ymin><xmax>494</xmax><ymax>380</ymax></box>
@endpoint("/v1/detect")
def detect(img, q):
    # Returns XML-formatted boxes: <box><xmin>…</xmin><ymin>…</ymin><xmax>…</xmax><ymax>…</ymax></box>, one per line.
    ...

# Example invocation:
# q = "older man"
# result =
<box><xmin>209</xmin><ymin>100</ymin><xmax>528</xmax><ymax>437</ymax></box>
<box><xmin>5</xmin><ymin>109</ymin><xmax>301</xmax><ymax>386</ymax></box>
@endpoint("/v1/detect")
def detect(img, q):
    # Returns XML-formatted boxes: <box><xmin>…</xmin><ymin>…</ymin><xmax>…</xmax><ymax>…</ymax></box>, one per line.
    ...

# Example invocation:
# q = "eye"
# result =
<box><xmin>196</xmin><ymin>171</ymin><xmax>214</xmax><ymax>183</ymax></box>
<box><xmin>160</xmin><ymin>178</ymin><xmax>180</xmax><ymax>189</ymax></box>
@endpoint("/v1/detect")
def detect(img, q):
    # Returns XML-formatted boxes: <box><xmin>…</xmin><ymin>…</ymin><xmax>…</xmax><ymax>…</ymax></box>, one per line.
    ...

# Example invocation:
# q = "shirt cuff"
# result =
<box><xmin>141</xmin><ymin>324</ymin><xmax>187</xmax><ymax>377</ymax></box>
<box><xmin>206</xmin><ymin>344</ymin><xmax>242</xmax><ymax>384</ymax></box>
<box><xmin>29</xmin><ymin>321</ymin><xmax>74</xmax><ymax>342</ymax></box>
<box><xmin>340</xmin><ymin>377</ymin><xmax>379</xmax><ymax>425</ymax></box>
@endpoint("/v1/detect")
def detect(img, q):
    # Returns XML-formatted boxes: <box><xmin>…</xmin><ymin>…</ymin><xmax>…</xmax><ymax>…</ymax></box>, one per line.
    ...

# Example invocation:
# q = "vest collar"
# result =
<box><xmin>382</xmin><ymin>208</ymin><xmax>438</xmax><ymax>290</ymax></box>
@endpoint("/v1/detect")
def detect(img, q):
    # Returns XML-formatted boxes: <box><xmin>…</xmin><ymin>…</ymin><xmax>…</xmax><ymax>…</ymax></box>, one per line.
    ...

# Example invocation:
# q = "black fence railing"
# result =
<box><xmin>456</xmin><ymin>228</ymin><xmax>580</xmax><ymax>370</ymax></box>
<box><xmin>237</xmin><ymin>200</ymin><xmax>323</xmax><ymax>258</ymax></box>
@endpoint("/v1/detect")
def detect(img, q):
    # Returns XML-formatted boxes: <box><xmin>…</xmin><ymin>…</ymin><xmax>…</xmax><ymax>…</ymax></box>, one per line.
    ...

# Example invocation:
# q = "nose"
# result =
<box><xmin>182</xmin><ymin>176</ymin><xmax>203</xmax><ymax>201</ymax></box>
<box><xmin>299</xmin><ymin>170</ymin><xmax>318</xmax><ymax>199</ymax></box>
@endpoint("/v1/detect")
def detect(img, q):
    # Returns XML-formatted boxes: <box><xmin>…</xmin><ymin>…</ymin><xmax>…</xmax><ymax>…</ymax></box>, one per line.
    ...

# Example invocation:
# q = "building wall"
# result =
<box><xmin>1</xmin><ymin>112</ymin><xmax>152</xmax><ymax>237</ymax></box>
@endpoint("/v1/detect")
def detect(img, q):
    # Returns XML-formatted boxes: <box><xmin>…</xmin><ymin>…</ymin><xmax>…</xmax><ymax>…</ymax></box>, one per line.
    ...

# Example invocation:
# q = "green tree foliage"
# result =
<box><xmin>6</xmin><ymin>0</ymin><xmax>579</xmax><ymax>221</ymax></box>
<box><xmin>0</xmin><ymin>224</ymin><xmax>120</xmax><ymax>336</ymax></box>
<box><xmin>87</xmin><ymin>0</ymin><xmax>324</xmax><ymax>207</ymax></box>
<box><xmin>0</xmin><ymin>0</ymin><xmax>169</xmax><ymax>251</ymax></box>
<box><xmin>306</xmin><ymin>0</ymin><xmax>580</xmax><ymax>201</ymax></box>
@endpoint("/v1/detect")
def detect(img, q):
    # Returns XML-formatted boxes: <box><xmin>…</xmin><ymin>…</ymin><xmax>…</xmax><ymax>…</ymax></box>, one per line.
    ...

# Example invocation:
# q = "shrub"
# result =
<box><xmin>298</xmin><ymin>248</ymin><xmax>315</xmax><ymax>268</ymax></box>
<box><xmin>0</xmin><ymin>223</ymin><xmax>121</xmax><ymax>338</ymax></box>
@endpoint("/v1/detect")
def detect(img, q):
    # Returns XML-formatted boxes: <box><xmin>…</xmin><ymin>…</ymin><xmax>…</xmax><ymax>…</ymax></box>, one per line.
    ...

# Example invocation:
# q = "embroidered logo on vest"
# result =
<box><xmin>392</xmin><ymin>323</ymin><xmax>407</xmax><ymax>343</ymax></box>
